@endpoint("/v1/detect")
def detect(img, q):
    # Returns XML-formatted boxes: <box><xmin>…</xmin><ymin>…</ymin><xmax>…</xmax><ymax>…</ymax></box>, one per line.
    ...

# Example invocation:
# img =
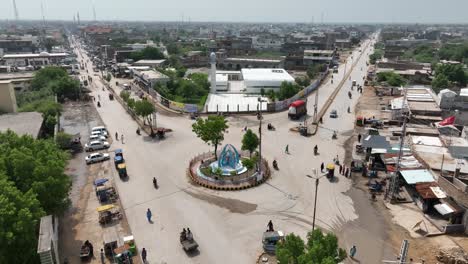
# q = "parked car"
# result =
<box><xmin>330</xmin><ymin>109</ymin><xmax>338</xmax><ymax>118</ymax></box>
<box><xmin>91</xmin><ymin>130</ymin><xmax>108</xmax><ymax>138</ymax></box>
<box><xmin>85</xmin><ymin>153</ymin><xmax>110</xmax><ymax>164</ymax></box>
<box><xmin>85</xmin><ymin>140</ymin><xmax>110</xmax><ymax>152</ymax></box>
<box><xmin>91</xmin><ymin>126</ymin><xmax>108</xmax><ymax>135</ymax></box>
<box><xmin>89</xmin><ymin>134</ymin><xmax>107</xmax><ymax>142</ymax></box>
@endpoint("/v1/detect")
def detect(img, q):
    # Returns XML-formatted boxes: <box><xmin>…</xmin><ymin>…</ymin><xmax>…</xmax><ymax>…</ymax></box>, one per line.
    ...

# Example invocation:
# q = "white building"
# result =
<box><xmin>252</xmin><ymin>36</ymin><xmax>283</xmax><ymax>51</ymax></box>
<box><xmin>1</xmin><ymin>52</ymin><xmax>68</xmax><ymax>67</ymax></box>
<box><xmin>132</xmin><ymin>69</ymin><xmax>170</xmax><ymax>88</ymax></box>
<box><xmin>242</xmin><ymin>68</ymin><xmax>294</xmax><ymax>93</ymax></box>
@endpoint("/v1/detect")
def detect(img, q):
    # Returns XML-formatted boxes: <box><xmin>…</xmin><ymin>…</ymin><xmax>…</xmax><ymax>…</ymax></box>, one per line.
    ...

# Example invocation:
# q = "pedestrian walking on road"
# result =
<box><xmin>141</xmin><ymin>248</ymin><xmax>147</xmax><ymax>263</ymax></box>
<box><xmin>339</xmin><ymin>164</ymin><xmax>343</xmax><ymax>175</ymax></box>
<box><xmin>285</xmin><ymin>145</ymin><xmax>289</xmax><ymax>154</ymax></box>
<box><xmin>345</xmin><ymin>167</ymin><xmax>350</xmax><ymax>178</ymax></box>
<box><xmin>100</xmin><ymin>249</ymin><xmax>105</xmax><ymax>264</ymax></box>
<box><xmin>320</xmin><ymin>162</ymin><xmax>324</xmax><ymax>172</ymax></box>
<box><xmin>358</xmin><ymin>133</ymin><xmax>362</xmax><ymax>142</ymax></box>
<box><xmin>146</xmin><ymin>208</ymin><xmax>152</xmax><ymax>223</ymax></box>
<box><xmin>121</xmin><ymin>134</ymin><xmax>124</xmax><ymax>144</ymax></box>
<box><xmin>267</xmin><ymin>220</ymin><xmax>274</xmax><ymax>232</ymax></box>
<box><xmin>115</xmin><ymin>132</ymin><xmax>119</xmax><ymax>141</ymax></box>
<box><xmin>350</xmin><ymin>245</ymin><xmax>357</xmax><ymax>258</ymax></box>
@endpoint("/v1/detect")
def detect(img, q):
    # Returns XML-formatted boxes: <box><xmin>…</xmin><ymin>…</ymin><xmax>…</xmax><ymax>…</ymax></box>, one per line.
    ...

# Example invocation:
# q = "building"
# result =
<box><xmin>241</xmin><ymin>68</ymin><xmax>294</xmax><ymax>93</ymax></box>
<box><xmin>1</xmin><ymin>52</ymin><xmax>68</xmax><ymax>67</ymax></box>
<box><xmin>0</xmin><ymin>34</ymin><xmax>39</xmax><ymax>55</ymax></box>
<box><xmin>0</xmin><ymin>72</ymin><xmax>34</xmax><ymax>92</ymax></box>
<box><xmin>37</xmin><ymin>215</ymin><xmax>60</xmax><ymax>264</ymax></box>
<box><xmin>133</xmin><ymin>59</ymin><xmax>166</xmax><ymax>68</ymax></box>
<box><xmin>0</xmin><ymin>81</ymin><xmax>18</xmax><ymax>112</ymax></box>
<box><xmin>0</xmin><ymin>112</ymin><xmax>44</xmax><ymax>138</ymax></box>
<box><xmin>219</xmin><ymin>57</ymin><xmax>283</xmax><ymax>70</ymax></box>
<box><xmin>303</xmin><ymin>50</ymin><xmax>336</xmax><ymax>66</ymax></box>
<box><xmin>216</xmin><ymin>37</ymin><xmax>254</xmax><ymax>56</ymax></box>
<box><xmin>180</xmin><ymin>51</ymin><xmax>207</xmax><ymax>68</ymax></box>
<box><xmin>124</xmin><ymin>40</ymin><xmax>159</xmax><ymax>51</ymax></box>
<box><xmin>252</xmin><ymin>36</ymin><xmax>284</xmax><ymax>51</ymax></box>
<box><xmin>335</xmin><ymin>39</ymin><xmax>352</xmax><ymax>49</ymax></box>
<box><xmin>132</xmin><ymin>69</ymin><xmax>170</xmax><ymax>88</ymax></box>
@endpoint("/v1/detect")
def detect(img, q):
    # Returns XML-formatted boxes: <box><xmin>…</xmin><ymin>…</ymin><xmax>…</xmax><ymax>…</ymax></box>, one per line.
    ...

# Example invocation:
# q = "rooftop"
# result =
<box><xmin>0</xmin><ymin>112</ymin><xmax>43</xmax><ymax>138</ymax></box>
<box><xmin>133</xmin><ymin>59</ymin><xmax>166</xmax><ymax>65</ymax></box>
<box><xmin>241</xmin><ymin>68</ymin><xmax>294</xmax><ymax>83</ymax></box>
<box><xmin>400</xmin><ymin>169</ymin><xmax>435</xmax><ymax>185</ymax></box>
<box><xmin>225</xmin><ymin>58</ymin><xmax>282</xmax><ymax>63</ymax></box>
<box><xmin>2</xmin><ymin>52</ymin><xmax>68</xmax><ymax>59</ymax></box>
<box><xmin>304</xmin><ymin>50</ymin><xmax>335</xmax><ymax>55</ymax></box>
<box><xmin>138</xmin><ymin>70</ymin><xmax>169</xmax><ymax>80</ymax></box>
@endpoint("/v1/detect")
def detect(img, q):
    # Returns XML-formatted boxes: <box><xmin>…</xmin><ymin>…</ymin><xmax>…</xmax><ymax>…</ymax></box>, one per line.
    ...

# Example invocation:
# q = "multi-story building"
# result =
<box><xmin>1</xmin><ymin>52</ymin><xmax>69</xmax><ymax>67</ymax></box>
<box><xmin>0</xmin><ymin>35</ymin><xmax>40</xmax><ymax>55</ymax></box>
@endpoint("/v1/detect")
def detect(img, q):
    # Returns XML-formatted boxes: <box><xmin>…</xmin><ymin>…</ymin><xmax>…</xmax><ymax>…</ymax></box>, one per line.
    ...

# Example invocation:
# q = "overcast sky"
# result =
<box><xmin>3</xmin><ymin>0</ymin><xmax>468</xmax><ymax>24</ymax></box>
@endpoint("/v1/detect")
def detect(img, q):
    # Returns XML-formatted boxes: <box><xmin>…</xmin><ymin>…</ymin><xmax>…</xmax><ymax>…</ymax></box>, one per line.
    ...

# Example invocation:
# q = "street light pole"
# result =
<box><xmin>257</xmin><ymin>97</ymin><xmax>264</xmax><ymax>175</ymax></box>
<box><xmin>306</xmin><ymin>169</ymin><xmax>321</xmax><ymax>231</ymax></box>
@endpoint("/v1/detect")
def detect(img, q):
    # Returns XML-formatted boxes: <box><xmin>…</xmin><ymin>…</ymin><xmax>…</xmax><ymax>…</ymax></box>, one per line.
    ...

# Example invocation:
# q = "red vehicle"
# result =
<box><xmin>288</xmin><ymin>100</ymin><xmax>307</xmax><ymax>119</ymax></box>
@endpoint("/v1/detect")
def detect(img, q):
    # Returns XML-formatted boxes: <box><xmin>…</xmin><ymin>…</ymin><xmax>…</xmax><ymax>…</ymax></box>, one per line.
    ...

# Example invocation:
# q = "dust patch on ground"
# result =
<box><xmin>184</xmin><ymin>189</ymin><xmax>257</xmax><ymax>214</ymax></box>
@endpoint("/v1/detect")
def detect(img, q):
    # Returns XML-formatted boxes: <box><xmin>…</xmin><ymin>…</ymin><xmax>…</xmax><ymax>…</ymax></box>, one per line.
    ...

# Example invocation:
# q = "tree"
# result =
<box><xmin>55</xmin><ymin>132</ymin><xmax>73</xmax><ymax>149</ymax></box>
<box><xmin>434</xmin><ymin>64</ymin><xmax>467</xmax><ymax>87</ymax></box>
<box><xmin>376</xmin><ymin>71</ymin><xmax>407</xmax><ymax>87</ymax></box>
<box><xmin>49</xmin><ymin>76</ymin><xmax>80</xmax><ymax>101</ymax></box>
<box><xmin>192</xmin><ymin>116</ymin><xmax>229</xmax><ymax>160</ymax></box>
<box><xmin>241</xmin><ymin>129</ymin><xmax>259</xmax><ymax>157</ymax></box>
<box><xmin>134</xmin><ymin>100</ymin><xmax>156</xmax><ymax>129</ymax></box>
<box><xmin>129</xmin><ymin>47</ymin><xmax>165</xmax><ymax>61</ymax></box>
<box><xmin>278</xmin><ymin>81</ymin><xmax>302</xmax><ymax>100</ymax></box>
<box><xmin>276</xmin><ymin>228</ymin><xmax>346</xmax><ymax>264</ymax></box>
<box><xmin>432</xmin><ymin>74</ymin><xmax>450</xmax><ymax>91</ymax></box>
<box><xmin>120</xmin><ymin>90</ymin><xmax>130</xmax><ymax>102</ymax></box>
<box><xmin>0</xmin><ymin>176</ymin><xmax>45</xmax><ymax>264</ymax></box>
<box><xmin>295</xmin><ymin>76</ymin><xmax>311</xmax><ymax>87</ymax></box>
<box><xmin>167</xmin><ymin>42</ymin><xmax>181</xmax><ymax>55</ymax></box>
<box><xmin>369</xmin><ymin>49</ymin><xmax>384</xmax><ymax>64</ymax></box>
<box><xmin>31</xmin><ymin>66</ymin><xmax>68</xmax><ymax>90</ymax></box>
<box><xmin>106</xmin><ymin>73</ymin><xmax>112</xmax><ymax>82</ymax></box>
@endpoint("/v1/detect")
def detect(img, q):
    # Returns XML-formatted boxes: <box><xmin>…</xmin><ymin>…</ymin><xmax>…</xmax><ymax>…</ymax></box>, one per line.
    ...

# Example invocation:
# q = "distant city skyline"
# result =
<box><xmin>2</xmin><ymin>0</ymin><xmax>468</xmax><ymax>24</ymax></box>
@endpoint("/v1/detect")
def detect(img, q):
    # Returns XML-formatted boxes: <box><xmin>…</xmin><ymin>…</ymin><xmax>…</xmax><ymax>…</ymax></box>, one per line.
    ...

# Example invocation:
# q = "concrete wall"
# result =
<box><xmin>438</xmin><ymin>176</ymin><xmax>468</xmax><ymax>208</ymax></box>
<box><xmin>0</xmin><ymin>81</ymin><xmax>18</xmax><ymax>113</ymax></box>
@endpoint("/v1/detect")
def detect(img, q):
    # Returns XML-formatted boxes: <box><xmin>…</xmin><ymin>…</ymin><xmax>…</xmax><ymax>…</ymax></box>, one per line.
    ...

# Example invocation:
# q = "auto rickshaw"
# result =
<box><xmin>326</xmin><ymin>163</ymin><xmax>335</xmax><ymax>180</ymax></box>
<box><xmin>117</xmin><ymin>163</ymin><xmax>128</xmax><ymax>178</ymax></box>
<box><xmin>103</xmin><ymin>227</ymin><xmax>119</xmax><ymax>257</ymax></box>
<box><xmin>97</xmin><ymin>204</ymin><xmax>122</xmax><ymax>225</ymax></box>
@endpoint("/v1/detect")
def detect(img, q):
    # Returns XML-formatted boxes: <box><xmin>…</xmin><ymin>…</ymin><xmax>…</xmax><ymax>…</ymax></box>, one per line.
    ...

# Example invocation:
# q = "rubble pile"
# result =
<box><xmin>437</xmin><ymin>249</ymin><xmax>468</xmax><ymax>264</ymax></box>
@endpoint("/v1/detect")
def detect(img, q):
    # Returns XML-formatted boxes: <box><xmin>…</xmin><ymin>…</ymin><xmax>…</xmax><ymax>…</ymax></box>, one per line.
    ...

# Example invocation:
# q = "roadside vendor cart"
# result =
<box><xmin>97</xmin><ymin>204</ymin><xmax>122</xmax><ymax>225</ymax></box>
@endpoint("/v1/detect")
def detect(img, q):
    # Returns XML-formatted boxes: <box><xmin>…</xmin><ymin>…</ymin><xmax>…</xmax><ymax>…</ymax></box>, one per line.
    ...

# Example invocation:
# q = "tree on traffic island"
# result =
<box><xmin>276</xmin><ymin>228</ymin><xmax>346</xmax><ymax>264</ymax></box>
<box><xmin>241</xmin><ymin>129</ymin><xmax>259</xmax><ymax>158</ymax></box>
<box><xmin>192</xmin><ymin>115</ymin><xmax>229</xmax><ymax>160</ymax></box>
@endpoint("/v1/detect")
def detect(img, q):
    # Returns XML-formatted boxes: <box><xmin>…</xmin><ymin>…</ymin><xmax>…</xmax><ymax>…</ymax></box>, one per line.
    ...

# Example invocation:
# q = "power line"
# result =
<box><xmin>12</xmin><ymin>0</ymin><xmax>19</xmax><ymax>21</ymax></box>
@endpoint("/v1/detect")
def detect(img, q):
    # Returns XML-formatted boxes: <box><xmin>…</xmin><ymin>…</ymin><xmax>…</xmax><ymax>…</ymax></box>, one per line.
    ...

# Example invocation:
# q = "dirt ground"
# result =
<box><xmin>58</xmin><ymin>101</ymin><xmax>135</xmax><ymax>264</ymax></box>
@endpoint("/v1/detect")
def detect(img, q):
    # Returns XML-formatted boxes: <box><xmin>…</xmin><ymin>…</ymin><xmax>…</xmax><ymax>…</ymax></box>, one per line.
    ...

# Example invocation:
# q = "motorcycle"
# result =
<box><xmin>267</xmin><ymin>123</ymin><xmax>275</xmax><ymax>131</ymax></box>
<box><xmin>153</xmin><ymin>177</ymin><xmax>158</xmax><ymax>189</ymax></box>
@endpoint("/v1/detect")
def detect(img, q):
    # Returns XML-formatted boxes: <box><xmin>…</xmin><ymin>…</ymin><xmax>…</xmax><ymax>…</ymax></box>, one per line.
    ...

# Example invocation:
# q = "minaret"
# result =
<box><xmin>210</xmin><ymin>52</ymin><xmax>217</xmax><ymax>93</ymax></box>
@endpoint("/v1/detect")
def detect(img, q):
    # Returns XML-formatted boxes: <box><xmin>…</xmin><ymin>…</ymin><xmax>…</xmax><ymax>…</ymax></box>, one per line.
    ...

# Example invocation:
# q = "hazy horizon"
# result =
<box><xmin>3</xmin><ymin>0</ymin><xmax>468</xmax><ymax>24</ymax></box>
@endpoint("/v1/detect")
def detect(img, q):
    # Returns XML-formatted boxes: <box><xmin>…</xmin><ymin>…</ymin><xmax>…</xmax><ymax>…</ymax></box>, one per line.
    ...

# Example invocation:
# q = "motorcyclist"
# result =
<box><xmin>272</xmin><ymin>159</ymin><xmax>278</xmax><ymax>169</ymax></box>
<box><xmin>314</xmin><ymin>145</ymin><xmax>318</xmax><ymax>155</ymax></box>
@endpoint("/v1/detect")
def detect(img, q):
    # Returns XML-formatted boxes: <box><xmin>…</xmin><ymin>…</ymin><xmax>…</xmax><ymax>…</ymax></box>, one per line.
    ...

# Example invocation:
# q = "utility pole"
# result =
<box><xmin>257</xmin><ymin>97</ymin><xmax>266</xmax><ymax>176</ymax></box>
<box><xmin>313</xmin><ymin>79</ymin><xmax>319</xmax><ymax>123</ymax></box>
<box><xmin>386</xmin><ymin>86</ymin><xmax>408</xmax><ymax>201</ymax></box>
<box><xmin>306</xmin><ymin>169</ymin><xmax>321</xmax><ymax>231</ymax></box>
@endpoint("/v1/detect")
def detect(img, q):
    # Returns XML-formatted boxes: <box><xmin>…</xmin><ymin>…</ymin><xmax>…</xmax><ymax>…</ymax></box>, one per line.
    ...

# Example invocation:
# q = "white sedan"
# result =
<box><xmin>85</xmin><ymin>153</ymin><xmax>110</xmax><ymax>165</ymax></box>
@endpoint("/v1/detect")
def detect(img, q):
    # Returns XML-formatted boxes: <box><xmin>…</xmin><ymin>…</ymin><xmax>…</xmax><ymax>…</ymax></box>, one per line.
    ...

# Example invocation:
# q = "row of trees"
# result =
<box><xmin>120</xmin><ymin>91</ymin><xmax>156</xmax><ymax>130</ymax></box>
<box><xmin>129</xmin><ymin>47</ymin><xmax>165</xmax><ymax>61</ymax></box>
<box><xmin>0</xmin><ymin>131</ymin><xmax>71</xmax><ymax>263</ymax></box>
<box><xmin>376</xmin><ymin>71</ymin><xmax>408</xmax><ymax>87</ymax></box>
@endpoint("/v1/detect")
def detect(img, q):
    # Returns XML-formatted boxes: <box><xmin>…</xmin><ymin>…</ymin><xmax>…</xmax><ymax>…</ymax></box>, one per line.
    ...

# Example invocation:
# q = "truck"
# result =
<box><xmin>288</xmin><ymin>100</ymin><xmax>307</xmax><ymax>120</ymax></box>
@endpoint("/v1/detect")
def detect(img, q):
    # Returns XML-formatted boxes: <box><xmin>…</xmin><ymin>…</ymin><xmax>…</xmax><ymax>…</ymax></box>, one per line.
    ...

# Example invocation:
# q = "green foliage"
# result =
<box><xmin>241</xmin><ymin>158</ymin><xmax>255</xmax><ymax>170</ymax></box>
<box><xmin>106</xmin><ymin>73</ymin><xmax>112</xmax><ymax>82</ymax></box>
<box><xmin>267</xmin><ymin>89</ymin><xmax>277</xmax><ymax>102</ymax></box>
<box><xmin>192</xmin><ymin>116</ymin><xmax>229</xmax><ymax>160</ymax></box>
<box><xmin>19</xmin><ymin>100</ymin><xmax>62</xmax><ymax>137</ymax></box>
<box><xmin>276</xmin><ymin>229</ymin><xmax>346</xmax><ymax>264</ymax></box>
<box><xmin>307</xmin><ymin>64</ymin><xmax>326</xmax><ymax>79</ymax></box>
<box><xmin>369</xmin><ymin>49</ymin><xmax>384</xmax><ymax>64</ymax></box>
<box><xmin>31</xmin><ymin>66</ymin><xmax>68</xmax><ymax>91</ymax></box>
<box><xmin>438</xmin><ymin>42</ymin><xmax>468</xmax><ymax>63</ymax></box>
<box><xmin>154</xmin><ymin>72</ymin><xmax>209</xmax><ymax>105</ymax></box>
<box><xmin>55</xmin><ymin>132</ymin><xmax>73</xmax><ymax>150</ymax></box>
<box><xmin>214</xmin><ymin>167</ymin><xmax>223</xmax><ymax>176</ymax></box>
<box><xmin>167</xmin><ymin>42</ymin><xmax>182</xmax><ymax>55</ymax></box>
<box><xmin>402</xmin><ymin>44</ymin><xmax>436</xmax><ymax>63</ymax></box>
<box><xmin>120</xmin><ymin>90</ymin><xmax>130</xmax><ymax>102</ymax></box>
<box><xmin>376</xmin><ymin>71</ymin><xmax>407</xmax><ymax>87</ymax></box>
<box><xmin>433</xmin><ymin>63</ymin><xmax>467</xmax><ymax>87</ymax></box>
<box><xmin>0</xmin><ymin>176</ymin><xmax>45</xmax><ymax>264</ymax></box>
<box><xmin>241</xmin><ymin>129</ymin><xmax>259</xmax><ymax>157</ymax></box>
<box><xmin>127</xmin><ymin>98</ymin><xmax>136</xmax><ymax>109</ymax></box>
<box><xmin>134</xmin><ymin>100</ymin><xmax>156</xmax><ymax>127</ymax></box>
<box><xmin>278</xmin><ymin>81</ymin><xmax>302</xmax><ymax>100</ymax></box>
<box><xmin>432</xmin><ymin>74</ymin><xmax>450</xmax><ymax>92</ymax></box>
<box><xmin>49</xmin><ymin>76</ymin><xmax>80</xmax><ymax>101</ymax></box>
<box><xmin>295</xmin><ymin>76</ymin><xmax>312</xmax><ymax>87</ymax></box>
<box><xmin>129</xmin><ymin>47</ymin><xmax>165</xmax><ymax>61</ymax></box>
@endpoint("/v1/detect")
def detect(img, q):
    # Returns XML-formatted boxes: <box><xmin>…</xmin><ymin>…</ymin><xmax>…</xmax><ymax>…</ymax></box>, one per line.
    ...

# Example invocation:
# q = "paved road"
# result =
<box><xmin>71</xmin><ymin>35</ymin><xmax>381</xmax><ymax>263</ymax></box>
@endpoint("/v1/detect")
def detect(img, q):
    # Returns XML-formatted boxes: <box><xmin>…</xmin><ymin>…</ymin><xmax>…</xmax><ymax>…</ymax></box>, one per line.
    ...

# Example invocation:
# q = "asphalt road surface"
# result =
<box><xmin>70</xmin><ymin>34</ymin><xmax>384</xmax><ymax>263</ymax></box>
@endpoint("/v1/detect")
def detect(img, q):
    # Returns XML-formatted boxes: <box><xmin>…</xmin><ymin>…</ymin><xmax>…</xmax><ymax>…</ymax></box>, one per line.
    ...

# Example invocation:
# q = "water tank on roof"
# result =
<box><xmin>438</xmin><ymin>89</ymin><xmax>457</xmax><ymax>109</ymax></box>
<box><xmin>39</xmin><ymin>51</ymin><xmax>50</xmax><ymax>56</ymax></box>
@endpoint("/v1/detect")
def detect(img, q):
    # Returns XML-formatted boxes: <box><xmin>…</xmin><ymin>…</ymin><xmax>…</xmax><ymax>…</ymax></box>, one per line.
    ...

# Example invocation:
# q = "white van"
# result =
<box><xmin>91</xmin><ymin>126</ymin><xmax>108</xmax><ymax>135</ymax></box>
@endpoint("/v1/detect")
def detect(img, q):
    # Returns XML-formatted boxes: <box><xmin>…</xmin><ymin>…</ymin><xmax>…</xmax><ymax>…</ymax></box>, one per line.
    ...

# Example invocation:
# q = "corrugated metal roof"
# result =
<box><xmin>400</xmin><ymin>169</ymin><xmax>435</xmax><ymax>184</ymax></box>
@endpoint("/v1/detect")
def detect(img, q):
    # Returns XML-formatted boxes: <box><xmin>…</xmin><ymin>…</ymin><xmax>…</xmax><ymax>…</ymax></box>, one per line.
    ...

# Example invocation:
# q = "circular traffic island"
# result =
<box><xmin>188</xmin><ymin>144</ymin><xmax>270</xmax><ymax>191</ymax></box>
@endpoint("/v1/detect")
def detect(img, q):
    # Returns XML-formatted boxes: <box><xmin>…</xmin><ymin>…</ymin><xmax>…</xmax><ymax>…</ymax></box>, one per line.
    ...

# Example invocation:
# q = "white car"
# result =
<box><xmin>85</xmin><ymin>140</ymin><xmax>110</xmax><ymax>152</ymax></box>
<box><xmin>89</xmin><ymin>134</ymin><xmax>107</xmax><ymax>142</ymax></box>
<box><xmin>91</xmin><ymin>126</ymin><xmax>108</xmax><ymax>134</ymax></box>
<box><xmin>91</xmin><ymin>130</ymin><xmax>108</xmax><ymax>138</ymax></box>
<box><xmin>85</xmin><ymin>152</ymin><xmax>110</xmax><ymax>164</ymax></box>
